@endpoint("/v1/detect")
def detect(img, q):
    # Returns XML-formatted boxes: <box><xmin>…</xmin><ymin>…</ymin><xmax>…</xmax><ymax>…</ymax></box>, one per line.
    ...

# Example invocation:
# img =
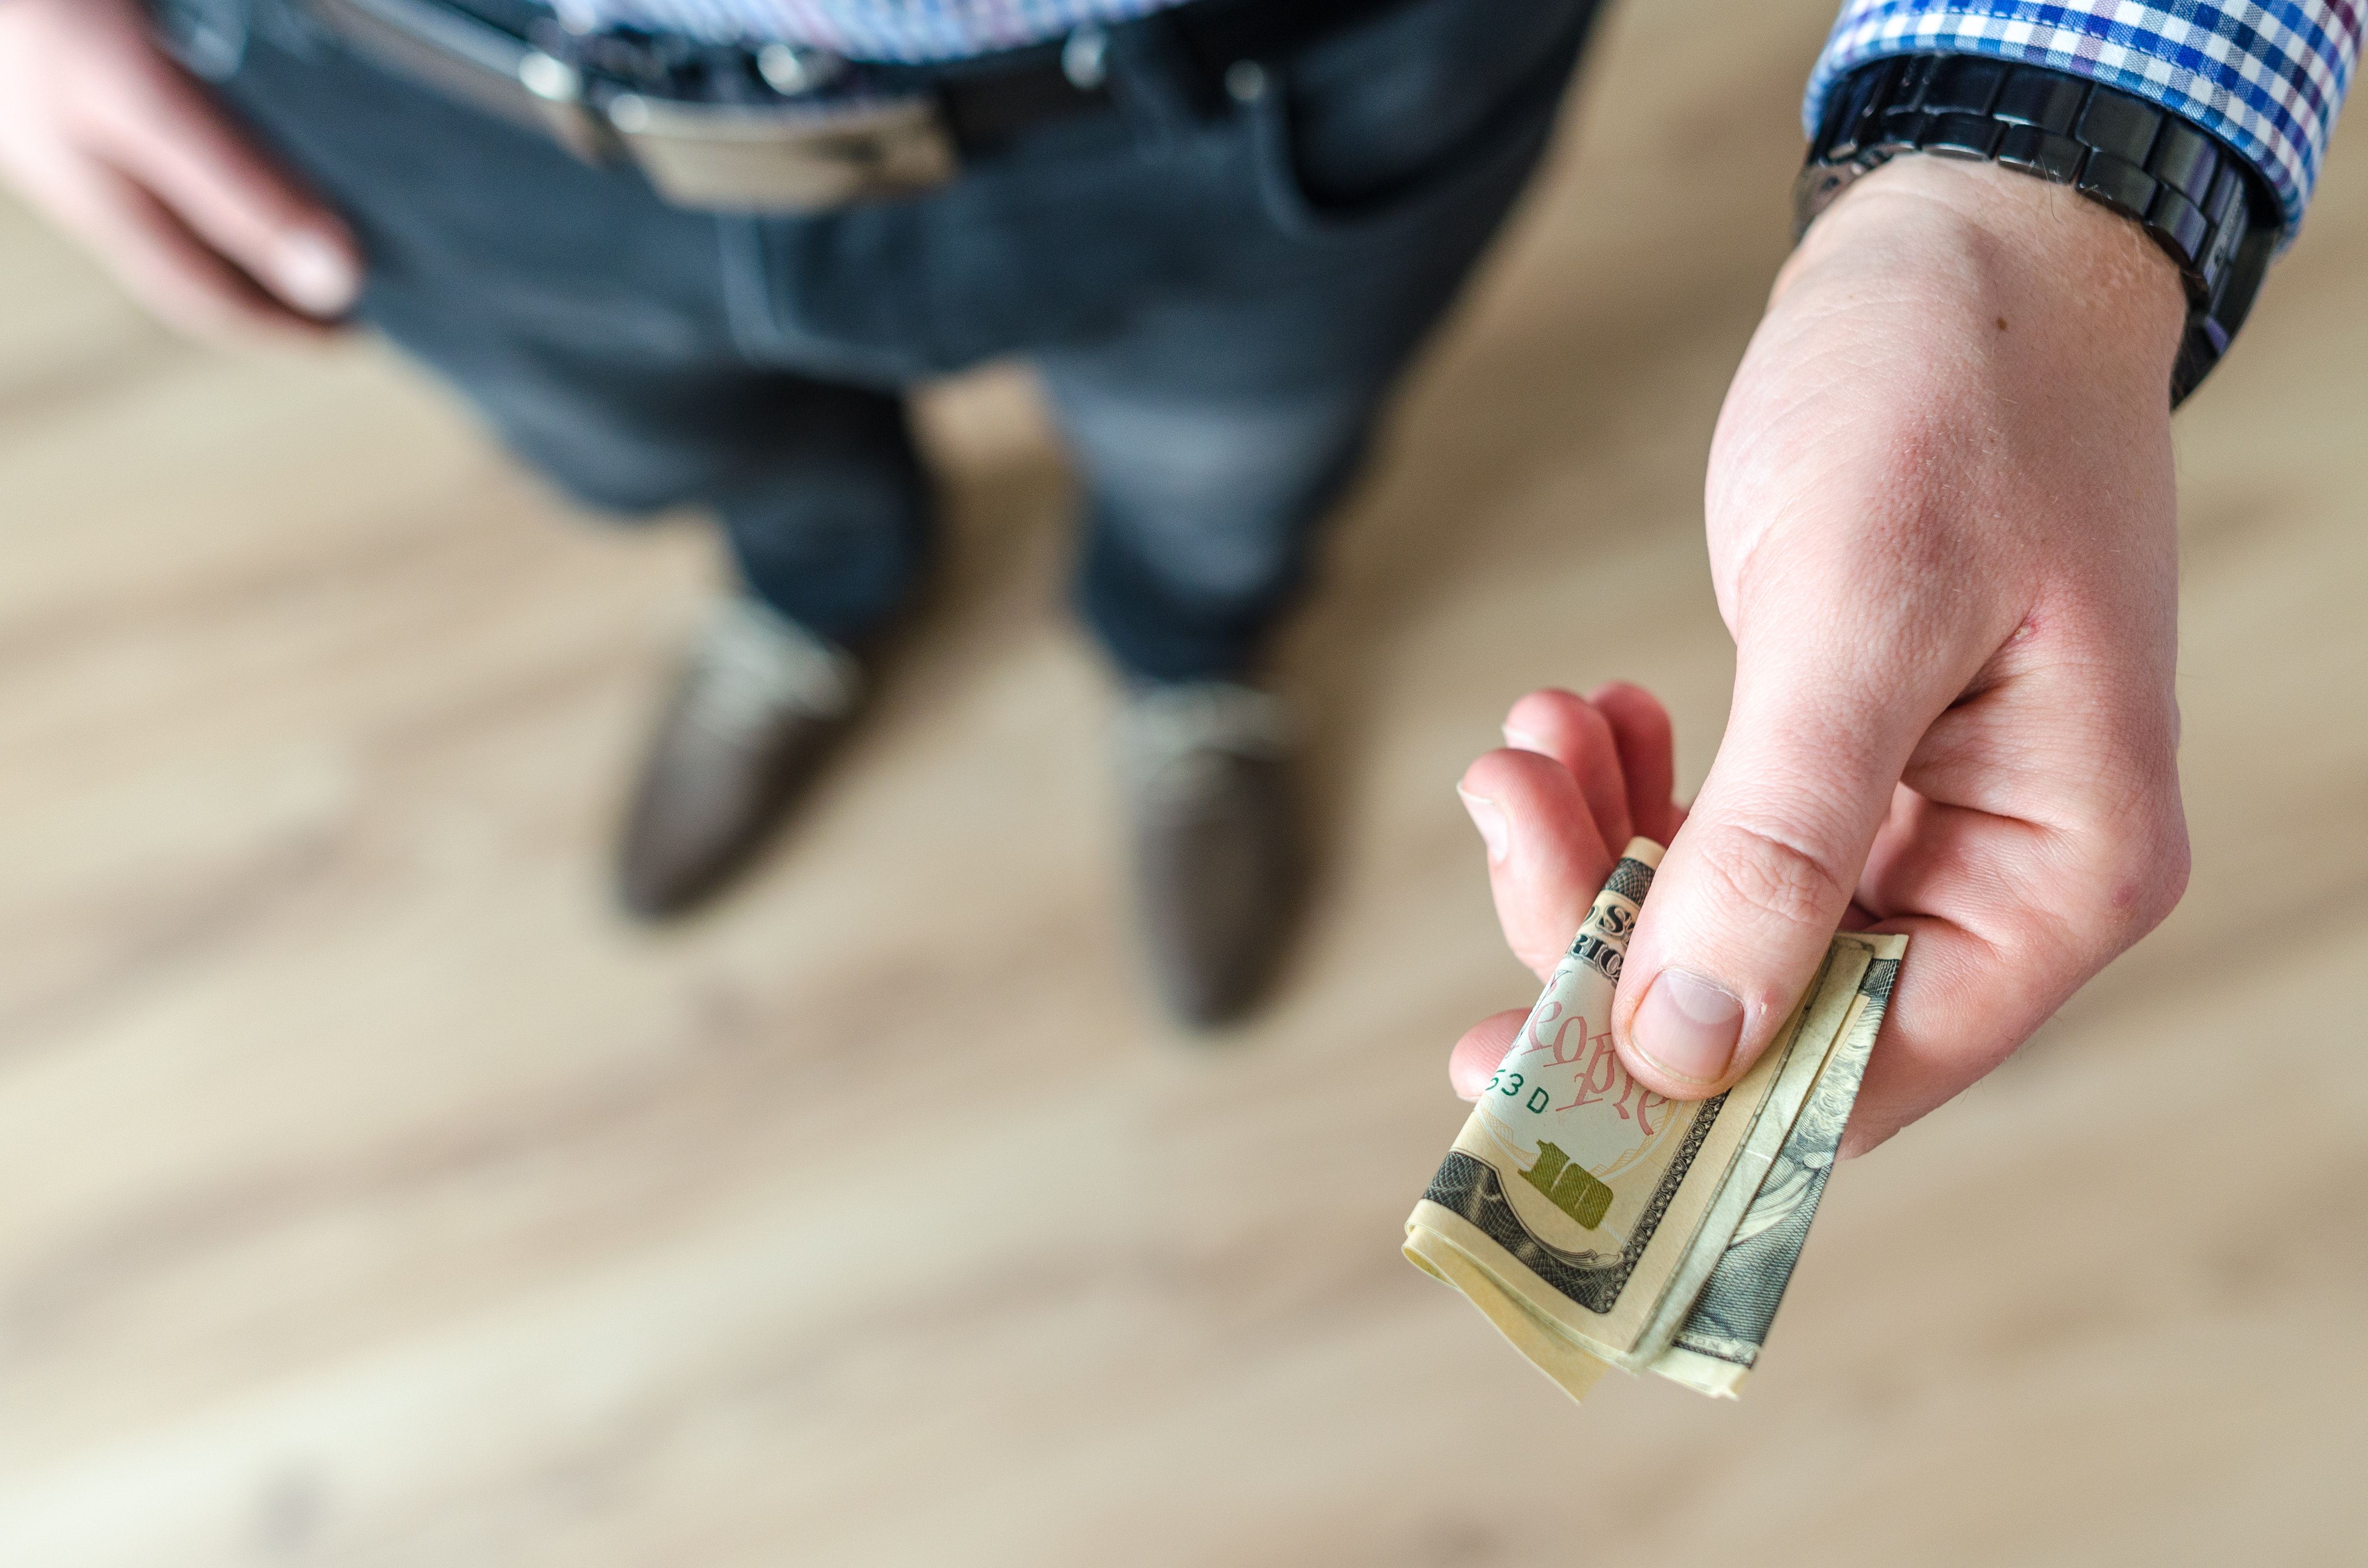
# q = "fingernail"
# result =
<box><xmin>275</xmin><ymin>232</ymin><xmax>359</xmax><ymax>316</ymax></box>
<box><xmin>1457</xmin><ymin>786</ymin><xmax>1509</xmax><ymax>864</ymax></box>
<box><xmin>1502</xmin><ymin>725</ymin><xmax>1553</xmax><ymax>756</ymax></box>
<box><xmin>1633</xmin><ymin>969</ymin><xmax>1744</xmax><ymax>1084</ymax></box>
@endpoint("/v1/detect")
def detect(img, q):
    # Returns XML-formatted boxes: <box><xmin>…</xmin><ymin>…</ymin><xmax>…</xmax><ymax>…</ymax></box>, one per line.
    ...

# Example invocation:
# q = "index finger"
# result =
<box><xmin>88</xmin><ymin>49</ymin><xmax>360</xmax><ymax>317</ymax></box>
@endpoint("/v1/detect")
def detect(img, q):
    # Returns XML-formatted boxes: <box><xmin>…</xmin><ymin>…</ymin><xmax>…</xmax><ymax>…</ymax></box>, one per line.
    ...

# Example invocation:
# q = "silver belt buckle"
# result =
<box><xmin>599</xmin><ymin>90</ymin><xmax>959</xmax><ymax>213</ymax></box>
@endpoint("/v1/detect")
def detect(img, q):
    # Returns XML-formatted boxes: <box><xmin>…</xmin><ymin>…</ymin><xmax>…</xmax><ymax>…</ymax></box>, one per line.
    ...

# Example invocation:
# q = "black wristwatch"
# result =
<box><xmin>1797</xmin><ymin>54</ymin><xmax>2280</xmax><ymax>405</ymax></box>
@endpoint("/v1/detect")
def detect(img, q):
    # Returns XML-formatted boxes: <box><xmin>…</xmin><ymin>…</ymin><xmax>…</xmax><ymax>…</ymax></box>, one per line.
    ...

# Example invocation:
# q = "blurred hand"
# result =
<box><xmin>1453</xmin><ymin>157</ymin><xmax>2193</xmax><ymax>1156</ymax></box>
<box><xmin>0</xmin><ymin>0</ymin><xmax>360</xmax><ymax>339</ymax></box>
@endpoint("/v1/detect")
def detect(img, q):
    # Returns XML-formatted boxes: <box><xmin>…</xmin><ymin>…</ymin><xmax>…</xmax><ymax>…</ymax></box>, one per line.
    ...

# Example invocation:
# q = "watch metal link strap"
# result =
<box><xmin>1797</xmin><ymin>54</ymin><xmax>2280</xmax><ymax>405</ymax></box>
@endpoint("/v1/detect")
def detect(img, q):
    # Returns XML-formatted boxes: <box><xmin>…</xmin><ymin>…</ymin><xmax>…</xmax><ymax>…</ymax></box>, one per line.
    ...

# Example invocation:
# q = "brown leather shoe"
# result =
<box><xmin>1117</xmin><ymin>682</ymin><xmax>1303</xmax><ymax>1028</ymax></box>
<box><xmin>617</xmin><ymin>599</ymin><xmax>863</xmax><ymax>919</ymax></box>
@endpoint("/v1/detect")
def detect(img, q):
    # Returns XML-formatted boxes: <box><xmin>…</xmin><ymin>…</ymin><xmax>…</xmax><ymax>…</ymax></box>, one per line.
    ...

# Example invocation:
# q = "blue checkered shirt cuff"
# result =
<box><xmin>1807</xmin><ymin>2</ymin><xmax>2364</xmax><ymax>240</ymax></box>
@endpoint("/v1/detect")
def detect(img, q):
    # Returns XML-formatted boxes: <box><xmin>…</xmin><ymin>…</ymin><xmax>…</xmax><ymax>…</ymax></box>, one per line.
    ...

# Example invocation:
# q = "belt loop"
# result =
<box><xmin>517</xmin><ymin>47</ymin><xmax>622</xmax><ymax>164</ymax></box>
<box><xmin>149</xmin><ymin>0</ymin><xmax>254</xmax><ymax>80</ymax></box>
<box><xmin>1101</xmin><ymin>13</ymin><xmax>1217</xmax><ymax>151</ymax></box>
<box><xmin>1061</xmin><ymin>26</ymin><xmax>1110</xmax><ymax>91</ymax></box>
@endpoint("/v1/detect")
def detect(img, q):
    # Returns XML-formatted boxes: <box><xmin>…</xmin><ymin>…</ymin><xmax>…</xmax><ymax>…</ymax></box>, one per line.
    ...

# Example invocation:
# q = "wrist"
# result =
<box><xmin>1774</xmin><ymin>155</ymin><xmax>2187</xmax><ymax>419</ymax></box>
<box><xmin>1708</xmin><ymin>151</ymin><xmax>2183</xmax><ymax>677</ymax></box>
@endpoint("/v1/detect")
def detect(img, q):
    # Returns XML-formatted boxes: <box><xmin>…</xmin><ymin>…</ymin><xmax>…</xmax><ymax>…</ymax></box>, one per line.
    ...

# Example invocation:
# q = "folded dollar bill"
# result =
<box><xmin>1405</xmin><ymin>837</ymin><xmax>1905</xmax><ymax>1401</ymax></box>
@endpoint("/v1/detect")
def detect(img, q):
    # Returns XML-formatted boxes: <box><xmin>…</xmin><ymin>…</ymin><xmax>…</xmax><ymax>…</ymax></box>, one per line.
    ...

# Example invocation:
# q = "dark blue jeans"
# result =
<box><xmin>197</xmin><ymin>0</ymin><xmax>1597</xmax><ymax>681</ymax></box>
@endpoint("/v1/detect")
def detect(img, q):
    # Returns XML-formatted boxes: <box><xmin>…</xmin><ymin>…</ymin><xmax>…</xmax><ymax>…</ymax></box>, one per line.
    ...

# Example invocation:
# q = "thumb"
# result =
<box><xmin>1612</xmin><ymin>661</ymin><xmax>1927</xmax><ymax>1099</ymax></box>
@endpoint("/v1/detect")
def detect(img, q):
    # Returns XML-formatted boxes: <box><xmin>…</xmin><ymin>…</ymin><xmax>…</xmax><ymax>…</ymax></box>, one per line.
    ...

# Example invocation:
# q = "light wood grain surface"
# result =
<box><xmin>2</xmin><ymin>3</ymin><xmax>2362</xmax><ymax>1564</ymax></box>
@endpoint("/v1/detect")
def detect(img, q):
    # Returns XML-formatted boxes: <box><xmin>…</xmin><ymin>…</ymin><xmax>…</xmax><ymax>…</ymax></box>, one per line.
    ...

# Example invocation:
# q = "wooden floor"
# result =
<box><xmin>4</xmin><ymin>3</ymin><xmax>2364</xmax><ymax>1563</ymax></box>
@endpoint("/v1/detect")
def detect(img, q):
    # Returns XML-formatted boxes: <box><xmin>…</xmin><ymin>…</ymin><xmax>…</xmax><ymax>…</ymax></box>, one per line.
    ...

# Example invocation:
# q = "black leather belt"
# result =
<box><xmin>298</xmin><ymin>0</ymin><xmax>1408</xmax><ymax>210</ymax></box>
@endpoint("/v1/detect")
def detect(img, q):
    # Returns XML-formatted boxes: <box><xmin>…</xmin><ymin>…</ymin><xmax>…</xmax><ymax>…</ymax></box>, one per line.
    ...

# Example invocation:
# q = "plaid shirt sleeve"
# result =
<box><xmin>1806</xmin><ymin>3</ymin><xmax>2365</xmax><ymax>240</ymax></box>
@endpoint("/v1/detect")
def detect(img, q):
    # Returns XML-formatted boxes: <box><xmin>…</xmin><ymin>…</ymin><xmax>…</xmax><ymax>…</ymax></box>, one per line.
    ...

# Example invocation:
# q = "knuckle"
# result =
<box><xmin>2111</xmin><ymin>812</ymin><xmax>2191</xmax><ymax>934</ymax></box>
<box><xmin>1692</xmin><ymin>818</ymin><xmax>1851</xmax><ymax>932</ymax></box>
<box><xmin>2060</xmin><ymin>803</ymin><xmax>2191</xmax><ymax>964</ymax></box>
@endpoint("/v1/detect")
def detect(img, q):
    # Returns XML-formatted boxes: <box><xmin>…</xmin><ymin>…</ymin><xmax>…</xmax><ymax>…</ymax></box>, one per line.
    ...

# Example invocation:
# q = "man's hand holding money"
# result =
<box><xmin>1453</xmin><ymin>155</ymin><xmax>2195</xmax><ymax>1155</ymax></box>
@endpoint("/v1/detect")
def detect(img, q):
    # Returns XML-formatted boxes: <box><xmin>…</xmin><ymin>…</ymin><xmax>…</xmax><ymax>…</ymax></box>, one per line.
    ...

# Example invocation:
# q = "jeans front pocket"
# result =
<box><xmin>1250</xmin><ymin>0</ymin><xmax>1602</xmax><ymax>242</ymax></box>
